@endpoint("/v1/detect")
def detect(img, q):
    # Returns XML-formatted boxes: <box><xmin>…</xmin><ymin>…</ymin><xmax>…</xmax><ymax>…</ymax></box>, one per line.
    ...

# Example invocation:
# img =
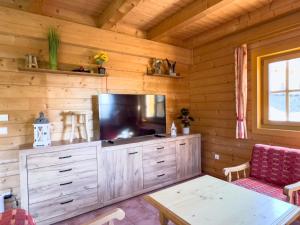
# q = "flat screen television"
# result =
<box><xmin>98</xmin><ymin>94</ymin><xmax>166</xmax><ymax>140</ymax></box>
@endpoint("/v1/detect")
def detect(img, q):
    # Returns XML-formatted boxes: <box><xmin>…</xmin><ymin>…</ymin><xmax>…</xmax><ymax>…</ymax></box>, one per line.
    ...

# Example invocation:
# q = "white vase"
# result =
<box><xmin>182</xmin><ymin>127</ymin><xmax>190</xmax><ymax>135</ymax></box>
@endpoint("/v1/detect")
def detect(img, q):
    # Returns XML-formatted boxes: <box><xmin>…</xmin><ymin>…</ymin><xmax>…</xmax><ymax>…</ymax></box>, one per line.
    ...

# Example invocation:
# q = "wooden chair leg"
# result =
<box><xmin>159</xmin><ymin>212</ymin><xmax>169</xmax><ymax>225</ymax></box>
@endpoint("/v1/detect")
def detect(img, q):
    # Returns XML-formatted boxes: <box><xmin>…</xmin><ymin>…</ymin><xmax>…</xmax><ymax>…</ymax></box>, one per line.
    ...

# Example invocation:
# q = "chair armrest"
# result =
<box><xmin>284</xmin><ymin>181</ymin><xmax>300</xmax><ymax>204</ymax></box>
<box><xmin>85</xmin><ymin>208</ymin><xmax>125</xmax><ymax>225</ymax></box>
<box><xmin>223</xmin><ymin>162</ymin><xmax>250</xmax><ymax>182</ymax></box>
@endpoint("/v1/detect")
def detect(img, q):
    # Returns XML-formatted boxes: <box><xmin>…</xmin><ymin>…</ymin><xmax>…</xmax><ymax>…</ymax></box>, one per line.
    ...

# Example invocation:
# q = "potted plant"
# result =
<box><xmin>177</xmin><ymin>108</ymin><xmax>194</xmax><ymax>135</ymax></box>
<box><xmin>94</xmin><ymin>51</ymin><xmax>109</xmax><ymax>75</ymax></box>
<box><xmin>48</xmin><ymin>27</ymin><xmax>60</xmax><ymax>70</ymax></box>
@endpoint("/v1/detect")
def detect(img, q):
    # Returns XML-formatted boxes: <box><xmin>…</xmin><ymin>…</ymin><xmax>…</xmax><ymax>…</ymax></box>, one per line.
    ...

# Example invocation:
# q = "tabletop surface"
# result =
<box><xmin>146</xmin><ymin>175</ymin><xmax>300</xmax><ymax>225</ymax></box>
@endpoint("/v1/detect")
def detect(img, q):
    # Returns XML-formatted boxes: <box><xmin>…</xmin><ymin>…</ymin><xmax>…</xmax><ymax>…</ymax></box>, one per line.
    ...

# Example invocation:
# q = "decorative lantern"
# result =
<box><xmin>33</xmin><ymin>112</ymin><xmax>51</xmax><ymax>148</ymax></box>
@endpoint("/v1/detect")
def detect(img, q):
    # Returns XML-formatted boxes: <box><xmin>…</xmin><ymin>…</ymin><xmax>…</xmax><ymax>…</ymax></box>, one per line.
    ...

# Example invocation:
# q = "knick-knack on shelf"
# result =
<box><xmin>25</xmin><ymin>54</ymin><xmax>39</xmax><ymax>68</ymax></box>
<box><xmin>165</xmin><ymin>58</ymin><xmax>176</xmax><ymax>76</ymax></box>
<box><xmin>94</xmin><ymin>51</ymin><xmax>109</xmax><ymax>75</ymax></box>
<box><xmin>171</xmin><ymin>121</ymin><xmax>177</xmax><ymax>137</ymax></box>
<box><xmin>152</xmin><ymin>58</ymin><xmax>162</xmax><ymax>74</ymax></box>
<box><xmin>48</xmin><ymin>27</ymin><xmax>60</xmax><ymax>70</ymax></box>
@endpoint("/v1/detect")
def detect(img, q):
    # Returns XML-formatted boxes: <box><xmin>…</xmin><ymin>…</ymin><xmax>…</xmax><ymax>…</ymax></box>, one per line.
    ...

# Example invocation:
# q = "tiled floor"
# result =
<box><xmin>54</xmin><ymin>194</ymin><xmax>170</xmax><ymax>225</ymax></box>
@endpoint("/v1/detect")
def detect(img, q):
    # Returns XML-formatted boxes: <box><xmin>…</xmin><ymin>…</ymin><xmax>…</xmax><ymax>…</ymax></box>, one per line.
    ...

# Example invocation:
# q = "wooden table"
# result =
<box><xmin>145</xmin><ymin>175</ymin><xmax>300</xmax><ymax>225</ymax></box>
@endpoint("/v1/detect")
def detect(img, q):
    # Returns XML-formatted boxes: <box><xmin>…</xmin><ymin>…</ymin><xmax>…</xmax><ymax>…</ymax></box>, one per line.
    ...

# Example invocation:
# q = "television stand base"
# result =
<box><xmin>154</xmin><ymin>134</ymin><xmax>166</xmax><ymax>138</ymax></box>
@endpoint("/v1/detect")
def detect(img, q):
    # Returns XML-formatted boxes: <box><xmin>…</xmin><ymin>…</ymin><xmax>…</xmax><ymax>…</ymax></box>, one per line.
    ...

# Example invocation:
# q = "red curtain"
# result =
<box><xmin>235</xmin><ymin>44</ymin><xmax>248</xmax><ymax>139</ymax></box>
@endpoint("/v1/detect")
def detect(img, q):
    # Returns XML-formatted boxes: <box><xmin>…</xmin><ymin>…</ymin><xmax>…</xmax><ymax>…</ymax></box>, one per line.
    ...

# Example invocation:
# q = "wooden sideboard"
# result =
<box><xmin>19</xmin><ymin>134</ymin><xmax>201</xmax><ymax>224</ymax></box>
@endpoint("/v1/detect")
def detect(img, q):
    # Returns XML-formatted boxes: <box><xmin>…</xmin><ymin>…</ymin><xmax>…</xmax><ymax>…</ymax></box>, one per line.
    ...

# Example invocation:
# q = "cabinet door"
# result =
<box><xmin>176</xmin><ymin>137</ymin><xmax>200</xmax><ymax>179</ymax></box>
<box><xmin>189</xmin><ymin>137</ymin><xmax>201</xmax><ymax>174</ymax></box>
<box><xmin>98</xmin><ymin>146</ymin><xmax>143</xmax><ymax>202</ymax></box>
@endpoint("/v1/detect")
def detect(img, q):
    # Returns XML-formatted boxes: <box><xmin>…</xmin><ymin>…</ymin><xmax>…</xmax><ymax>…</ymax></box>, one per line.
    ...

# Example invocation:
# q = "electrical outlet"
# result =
<box><xmin>0</xmin><ymin>114</ymin><xmax>8</xmax><ymax>122</ymax></box>
<box><xmin>214</xmin><ymin>153</ymin><xmax>220</xmax><ymax>160</ymax></box>
<box><xmin>0</xmin><ymin>127</ymin><xmax>8</xmax><ymax>136</ymax></box>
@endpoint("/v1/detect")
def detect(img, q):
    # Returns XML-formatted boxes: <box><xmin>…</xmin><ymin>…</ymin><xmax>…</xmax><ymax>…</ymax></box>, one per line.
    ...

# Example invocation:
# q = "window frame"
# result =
<box><xmin>262</xmin><ymin>51</ymin><xmax>300</xmax><ymax>130</ymax></box>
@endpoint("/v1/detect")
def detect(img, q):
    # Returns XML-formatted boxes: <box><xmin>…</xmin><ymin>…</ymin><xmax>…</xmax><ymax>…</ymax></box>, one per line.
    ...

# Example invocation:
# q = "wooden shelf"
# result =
<box><xmin>18</xmin><ymin>67</ymin><xmax>107</xmax><ymax>77</ymax></box>
<box><xmin>145</xmin><ymin>73</ymin><xmax>182</xmax><ymax>79</ymax></box>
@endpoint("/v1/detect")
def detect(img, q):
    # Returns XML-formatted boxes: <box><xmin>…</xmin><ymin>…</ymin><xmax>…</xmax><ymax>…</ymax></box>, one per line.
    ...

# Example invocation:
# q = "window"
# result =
<box><xmin>263</xmin><ymin>52</ymin><xmax>300</xmax><ymax>127</ymax></box>
<box><xmin>146</xmin><ymin>95</ymin><xmax>155</xmax><ymax>118</ymax></box>
<box><xmin>145</xmin><ymin>95</ymin><xmax>165</xmax><ymax>118</ymax></box>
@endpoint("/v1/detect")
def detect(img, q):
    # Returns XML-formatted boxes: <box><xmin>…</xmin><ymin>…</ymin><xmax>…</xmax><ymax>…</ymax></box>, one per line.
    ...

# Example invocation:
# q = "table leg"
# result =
<box><xmin>159</xmin><ymin>212</ymin><xmax>169</xmax><ymax>225</ymax></box>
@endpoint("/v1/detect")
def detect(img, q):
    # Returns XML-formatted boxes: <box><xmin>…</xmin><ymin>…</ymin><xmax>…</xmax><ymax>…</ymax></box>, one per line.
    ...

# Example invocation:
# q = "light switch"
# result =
<box><xmin>0</xmin><ymin>127</ymin><xmax>8</xmax><ymax>136</ymax></box>
<box><xmin>0</xmin><ymin>114</ymin><xmax>8</xmax><ymax>122</ymax></box>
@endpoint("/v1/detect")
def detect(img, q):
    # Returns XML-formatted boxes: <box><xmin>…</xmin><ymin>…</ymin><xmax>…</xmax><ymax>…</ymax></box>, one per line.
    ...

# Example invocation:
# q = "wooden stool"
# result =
<box><xmin>25</xmin><ymin>54</ymin><xmax>38</xmax><ymax>68</ymax></box>
<box><xmin>64</xmin><ymin>111</ymin><xmax>91</xmax><ymax>143</ymax></box>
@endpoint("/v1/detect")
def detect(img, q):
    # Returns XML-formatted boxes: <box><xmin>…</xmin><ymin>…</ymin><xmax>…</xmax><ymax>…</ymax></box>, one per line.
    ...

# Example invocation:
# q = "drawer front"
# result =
<box><xmin>28</xmin><ymin>159</ymin><xmax>97</xmax><ymax>185</ymax></box>
<box><xmin>143</xmin><ymin>153</ymin><xmax>176</xmax><ymax>174</ymax></box>
<box><xmin>28</xmin><ymin>175</ymin><xmax>98</xmax><ymax>204</ymax></box>
<box><xmin>29</xmin><ymin>188</ymin><xmax>98</xmax><ymax>223</ymax></box>
<box><xmin>143</xmin><ymin>166</ymin><xmax>177</xmax><ymax>189</ymax></box>
<box><xmin>27</xmin><ymin>146</ymin><xmax>97</xmax><ymax>169</ymax></box>
<box><xmin>143</xmin><ymin>141</ymin><xmax>176</xmax><ymax>160</ymax></box>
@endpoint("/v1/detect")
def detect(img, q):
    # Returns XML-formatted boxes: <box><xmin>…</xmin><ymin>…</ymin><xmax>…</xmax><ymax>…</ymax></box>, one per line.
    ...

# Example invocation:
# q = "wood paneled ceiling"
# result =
<box><xmin>121</xmin><ymin>0</ymin><xmax>195</xmax><ymax>30</ymax></box>
<box><xmin>1</xmin><ymin>0</ymin><xmax>300</xmax><ymax>48</ymax></box>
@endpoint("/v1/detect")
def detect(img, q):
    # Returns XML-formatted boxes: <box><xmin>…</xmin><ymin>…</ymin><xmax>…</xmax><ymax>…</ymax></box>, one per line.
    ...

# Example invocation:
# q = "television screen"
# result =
<box><xmin>99</xmin><ymin>94</ymin><xmax>166</xmax><ymax>140</ymax></box>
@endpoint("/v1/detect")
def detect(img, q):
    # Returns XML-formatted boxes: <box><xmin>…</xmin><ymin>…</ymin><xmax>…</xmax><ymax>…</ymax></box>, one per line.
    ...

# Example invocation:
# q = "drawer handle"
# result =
<box><xmin>129</xmin><ymin>152</ymin><xmax>138</xmax><ymax>155</ymax></box>
<box><xmin>157</xmin><ymin>160</ymin><xmax>165</xmax><ymax>164</ymax></box>
<box><xmin>157</xmin><ymin>173</ymin><xmax>165</xmax><ymax>177</ymax></box>
<box><xmin>59</xmin><ymin>168</ymin><xmax>72</xmax><ymax>173</ymax></box>
<box><xmin>157</xmin><ymin>147</ymin><xmax>164</xmax><ymax>150</ymax></box>
<box><xmin>60</xmin><ymin>181</ymin><xmax>73</xmax><ymax>186</ymax></box>
<box><xmin>60</xmin><ymin>199</ymin><xmax>74</xmax><ymax>205</ymax></box>
<box><xmin>180</xmin><ymin>143</ymin><xmax>186</xmax><ymax>146</ymax></box>
<box><xmin>59</xmin><ymin>155</ymin><xmax>72</xmax><ymax>159</ymax></box>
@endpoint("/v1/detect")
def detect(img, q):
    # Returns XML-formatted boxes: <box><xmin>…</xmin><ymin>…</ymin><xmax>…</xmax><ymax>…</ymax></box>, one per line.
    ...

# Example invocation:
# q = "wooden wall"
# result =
<box><xmin>190</xmin><ymin>10</ymin><xmax>300</xmax><ymax>178</ymax></box>
<box><xmin>0</xmin><ymin>6</ymin><xmax>192</xmax><ymax>203</ymax></box>
<box><xmin>3</xmin><ymin>2</ymin><xmax>300</xmax><ymax>208</ymax></box>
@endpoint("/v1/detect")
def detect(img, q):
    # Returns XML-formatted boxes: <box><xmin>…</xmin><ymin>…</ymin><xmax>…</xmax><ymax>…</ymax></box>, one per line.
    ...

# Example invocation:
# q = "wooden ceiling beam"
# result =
<box><xmin>186</xmin><ymin>0</ymin><xmax>300</xmax><ymax>48</ymax></box>
<box><xmin>98</xmin><ymin>0</ymin><xmax>142</xmax><ymax>29</ymax></box>
<box><xmin>147</xmin><ymin>0</ymin><xmax>235</xmax><ymax>41</ymax></box>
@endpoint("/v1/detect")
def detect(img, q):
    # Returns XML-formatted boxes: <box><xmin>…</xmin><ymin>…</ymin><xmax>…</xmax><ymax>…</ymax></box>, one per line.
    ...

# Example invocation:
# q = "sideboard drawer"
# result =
<box><xmin>28</xmin><ymin>159</ymin><xmax>97</xmax><ymax>185</ymax></box>
<box><xmin>28</xmin><ymin>175</ymin><xmax>98</xmax><ymax>204</ymax></box>
<box><xmin>143</xmin><ymin>166</ymin><xmax>177</xmax><ymax>189</ymax></box>
<box><xmin>27</xmin><ymin>146</ymin><xmax>96</xmax><ymax>169</ymax></box>
<box><xmin>143</xmin><ymin>153</ymin><xmax>176</xmax><ymax>174</ymax></box>
<box><xmin>143</xmin><ymin>141</ymin><xmax>176</xmax><ymax>160</ymax></box>
<box><xmin>29</xmin><ymin>188</ymin><xmax>98</xmax><ymax>223</ymax></box>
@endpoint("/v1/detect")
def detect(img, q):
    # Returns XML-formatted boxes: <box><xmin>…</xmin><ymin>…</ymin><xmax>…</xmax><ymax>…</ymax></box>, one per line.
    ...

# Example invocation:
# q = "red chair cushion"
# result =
<box><xmin>233</xmin><ymin>177</ymin><xmax>287</xmax><ymax>202</ymax></box>
<box><xmin>250</xmin><ymin>144</ymin><xmax>300</xmax><ymax>186</ymax></box>
<box><xmin>0</xmin><ymin>209</ymin><xmax>35</xmax><ymax>225</ymax></box>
